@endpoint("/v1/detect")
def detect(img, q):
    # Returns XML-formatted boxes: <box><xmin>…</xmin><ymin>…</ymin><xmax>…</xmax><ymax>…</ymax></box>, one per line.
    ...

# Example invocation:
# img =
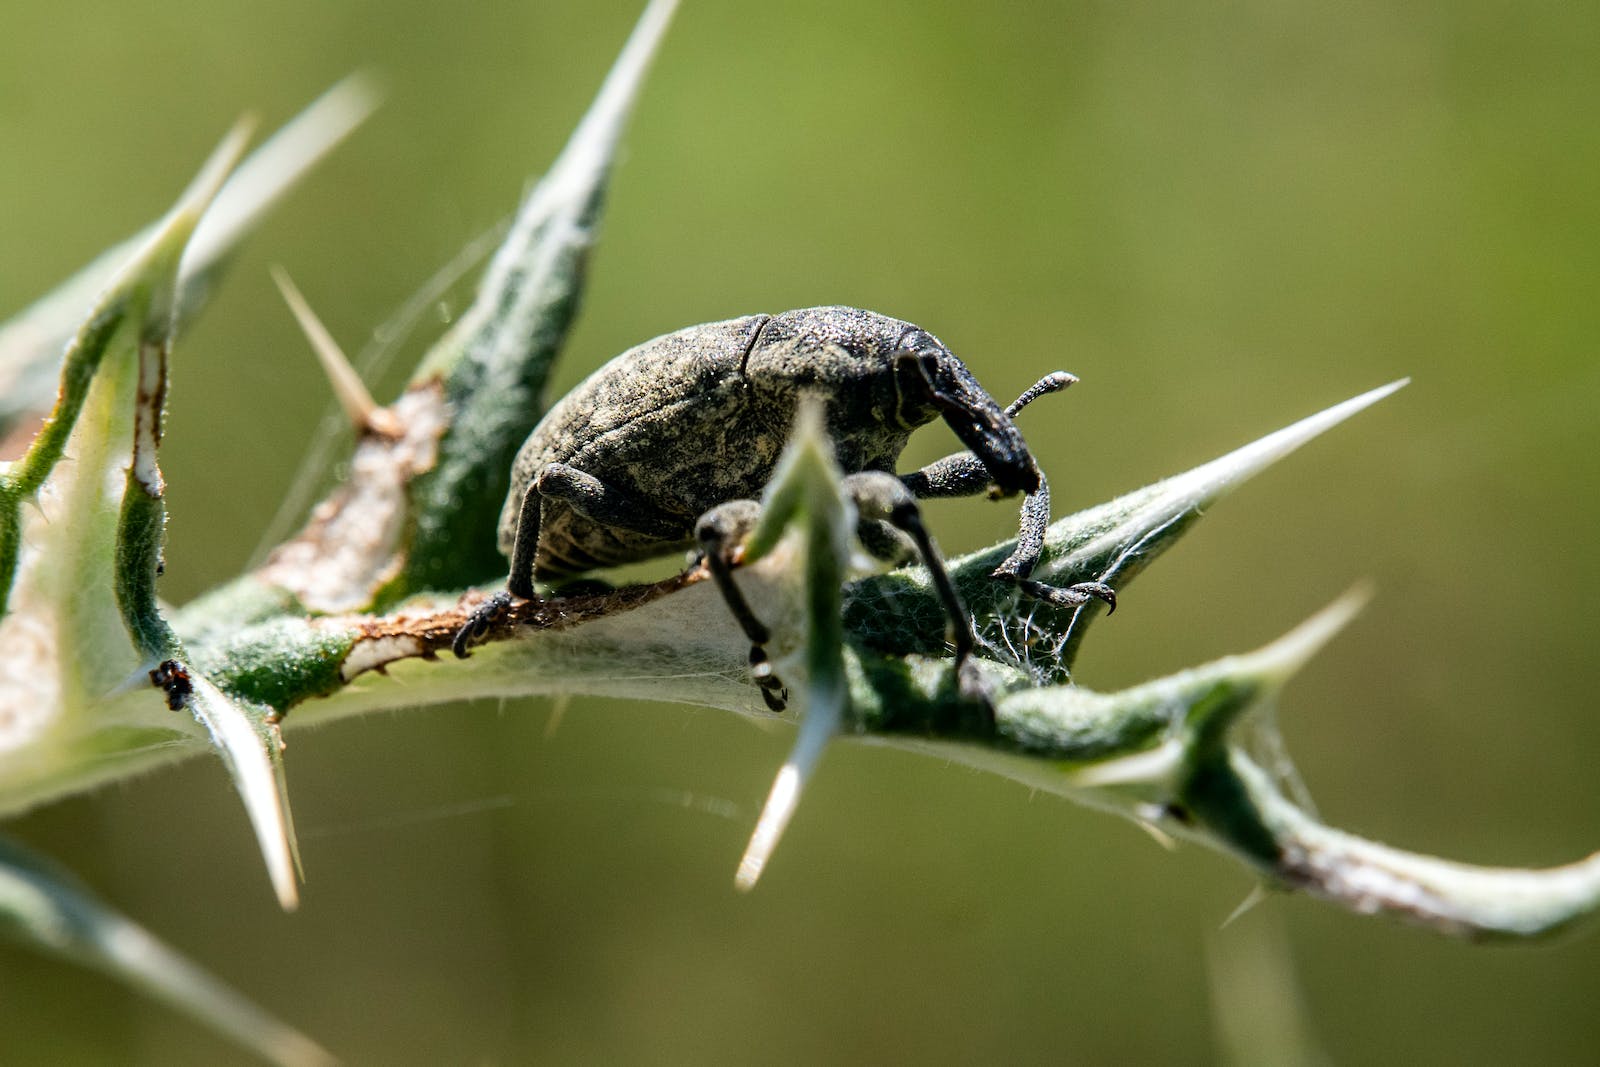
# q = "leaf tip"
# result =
<box><xmin>1253</xmin><ymin>582</ymin><xmax>1372</xmax><ymax>687</ymax></box>
<box><xmin>1187</xmin><ymin>378</ymin><xmax>1412</xmax><ymax>507</ymax></box>
<box><xmin>179</xmin><ymin>117</ymin><xmax>258</xmax><ymax>225</ymax></box>
<box><xmin>547</xmin><ymin>0</ymin><xmax>681</xmax><ymax>186</ymax></box>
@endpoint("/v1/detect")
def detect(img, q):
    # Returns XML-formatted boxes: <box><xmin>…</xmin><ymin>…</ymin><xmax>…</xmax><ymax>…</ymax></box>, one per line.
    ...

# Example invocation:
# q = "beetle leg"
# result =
<box><xmin>854</xmin><ymin>518</ymin><xmax>916</xmax><ymax>566</ymax></box>
<box><xmin>898</xmin><ymin>368</ymin><xmax>1118</xmax><ymax>615</ymax></box>
<box><xmin>455</xmin><ymin>462</ymin><xmax>690</xmax><ymax>659</ymax></box>
<box><xmin>506</xmin><ymin>477</ymin><xmax>545</xmax><ymax>601</ymax></box>
<box><xmin>696</xmin><ymin>500</ymin><xmax>789</xmax><ymax>713</ymax></box>
<box><xmin>898</xmin><ymin>451</ymin><xmax>990</xmax><ymax>499</ymax></box>
<box><xmin>902</xmin><ymin>454</ymin><xmax>1117</xmax><ymax>612</ymax></box>
<box><xmin>451</xmin><ymin>590</ymin><xmax>514</xmax><ymax>659</ymax></box>
<box><xmin>898</xmin><ymin>370</ymin><xmax>1076</xmax><ymax>499</ymax></box>
<box><xmin>451</xmin><ymin>463</ymin><xmax>545</xmax><ymax>657</ymax></box>
<box><xmin>845</xmin><ymin>471</ymin><xmax>990</xmax><ymax>710</ymax></box>
<box><xmin>454</xmin><ymin>474</ymin><xmax>549</xmax><ymax>656</ymax></box>
<box><xmin>900</xmin><ymin>449</ymin><xmax>1043</xmax><ymax>567</ymax></box>
<box><xmin>534</xmin><ymin>462</ymin><xmax>687</xmax><ymax>540</ymax></box>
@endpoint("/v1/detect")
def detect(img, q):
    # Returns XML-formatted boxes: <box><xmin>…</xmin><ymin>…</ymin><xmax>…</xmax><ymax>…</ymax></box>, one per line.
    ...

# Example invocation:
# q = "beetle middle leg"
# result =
<box><xmin>695</xmin><ymin>500</ymin><xmax>790</xmax><ymax>713</ymax></box>
<box><xmin>899</xmin><ymin>374</ymin><xmax>1117</xmax><ymax>611</ymax></box>
<box><xmin>844</xmin><ymin>470</ymin><xmax>991</xmax><ymax>705</ymax></box>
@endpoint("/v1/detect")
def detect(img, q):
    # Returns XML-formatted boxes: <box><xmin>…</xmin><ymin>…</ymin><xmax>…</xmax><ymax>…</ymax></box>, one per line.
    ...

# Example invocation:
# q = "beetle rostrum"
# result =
<box><xmin>452</xmin><ymin>306</ymin><xmax>1116</xmax><ymax>710</ymax></box>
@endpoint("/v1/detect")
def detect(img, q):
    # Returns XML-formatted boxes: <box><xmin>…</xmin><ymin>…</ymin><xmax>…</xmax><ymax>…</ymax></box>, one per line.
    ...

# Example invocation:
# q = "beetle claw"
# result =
<box><xmin>749</xmin><ymin>646</ymin><xmax>788</xmax><ymax>712</ymax></box>
<box><xmin>1012</xmin><ymin>578</ymin><xmax>1117</xmax><ymax>614</ymax></box>
<box><xmin>1077</xmin><ymin>582</ymin><xmax>1118</xmax><ymax>614</ymax></box>
<box><xmin>451</xmin><ymin>590</ymin><xmax>515</xmax><ymax>659</ymax></box>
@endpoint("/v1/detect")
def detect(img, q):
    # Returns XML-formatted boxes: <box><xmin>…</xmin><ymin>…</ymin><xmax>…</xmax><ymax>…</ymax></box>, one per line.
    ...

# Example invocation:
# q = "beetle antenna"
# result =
<box><xmin>272</xmin><ymin>265</ymin><xmax>400</xmax><ymax>437</ymax></box>
<box><xmin>1005</xmin><ymin>371</ymin><xmax>1077</xmax><ymax>418</ymax></box>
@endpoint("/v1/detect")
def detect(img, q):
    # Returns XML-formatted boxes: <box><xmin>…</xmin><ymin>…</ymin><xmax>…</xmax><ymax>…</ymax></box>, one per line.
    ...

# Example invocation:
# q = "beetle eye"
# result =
<box><xmin>897</xmin><ymin>330</ymin><xmax>942</xmax><ymax>377</ymax></box>
<box><xmin>897</xmin><ymin>328</ymin><xmax>930</xmax><ymax>352</ymax></box>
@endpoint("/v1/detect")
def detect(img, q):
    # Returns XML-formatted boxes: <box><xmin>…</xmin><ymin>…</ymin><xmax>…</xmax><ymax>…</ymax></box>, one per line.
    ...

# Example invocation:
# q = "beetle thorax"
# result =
<box><xmin>743</xmin><ymin>307</ymin><xmax>935</xmax><ymax>472</ymax></box>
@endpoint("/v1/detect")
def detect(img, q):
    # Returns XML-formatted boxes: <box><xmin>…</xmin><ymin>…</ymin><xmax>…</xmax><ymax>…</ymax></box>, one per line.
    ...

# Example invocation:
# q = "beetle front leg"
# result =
<box><xmin>897</xmin><ymin>369</ymin><xmax>1073</xmax><ymax>500</ymax></box>
<box><xmin>902</xmin><ymin>454</ymin><xmax>1116</xmax><ymax>613</ymax></box>
<box><xmin>696</xmin><ymin>501</ymin><xmax>789</xmax><ymax>713</ymax></box>
<box><xmin>899</xmin><ymin>370</ymin><xmax>1116</xmax><ymax>614</ymax></box>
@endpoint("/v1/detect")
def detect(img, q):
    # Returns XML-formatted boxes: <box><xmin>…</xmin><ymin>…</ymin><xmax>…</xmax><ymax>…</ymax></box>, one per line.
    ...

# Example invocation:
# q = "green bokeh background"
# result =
<box><xmin>3</xmin><ymin>1</ymin><xmax>1598</xmax><ymax>1062</ymax></box>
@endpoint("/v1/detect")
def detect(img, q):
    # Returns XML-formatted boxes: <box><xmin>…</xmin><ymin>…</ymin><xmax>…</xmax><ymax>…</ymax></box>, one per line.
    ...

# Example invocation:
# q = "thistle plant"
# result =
<box><xmin>2</xmin><ymin>2</ymin><xmax>1596</xmax><ymax>1062</ymax></box>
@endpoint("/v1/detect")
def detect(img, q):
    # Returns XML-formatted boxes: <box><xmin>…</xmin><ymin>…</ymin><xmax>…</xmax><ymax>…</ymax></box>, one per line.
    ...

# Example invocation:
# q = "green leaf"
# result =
<box><xmin>0</xmin><ymin>837</ymin><xmax>332</xmax><ymax>1067</ymax></box>
<box><xmin>0</xmin><ymin>123</ymin><xmax>241</xmax><ymax>621</ymax></box>
<box><xmin>0</xmin><ymin>77</ymin><xmax>378</xmax><ymax>441</ymax></box>
<box><xmin>107</xmin><ymin>126</ymin><xmax>306</xmax><ymax>913</ymax></box>
<box><xmin>398</xmin><ymin>0</ymin><xmax>682</xmax><ymax>594</ymax></box>
<box><xmin>843</xmin><ymin>379</ymin><xmax>1409</xmax><ymax>681</ymax></box>
<box><xmin>0</xmin><ymin>122</ymin><xmax>304</xmax><ymax>911</ymax></box>
<box><xmin>877</xmin><ymin>589</ymin><xmax>1600</xmax><ymax>940</ymax></box>
<box><xmin>734</xmin><ymin>399</ymin><xmax>855</xmax><ymax>891</ymax></box>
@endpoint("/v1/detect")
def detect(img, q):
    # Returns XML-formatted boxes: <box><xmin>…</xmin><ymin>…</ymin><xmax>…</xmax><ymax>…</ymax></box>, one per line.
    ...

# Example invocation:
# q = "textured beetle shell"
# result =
<box><xmin>499</xmin><ymin>307</ymin><xmax>933</xmax><ymax>577</ymax></box>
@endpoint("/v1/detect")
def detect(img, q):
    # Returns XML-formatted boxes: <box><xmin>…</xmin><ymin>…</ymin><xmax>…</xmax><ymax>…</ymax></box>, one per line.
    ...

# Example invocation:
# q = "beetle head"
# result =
<box><xmin>744</xmin><ymin>308</ymin><xmax>1041</xmax><ymax>495</ymax></box>
<box><xmin>895</xmin><ymin>329</ymin><xmax>1041</xmax><ymax>497</ymax></box>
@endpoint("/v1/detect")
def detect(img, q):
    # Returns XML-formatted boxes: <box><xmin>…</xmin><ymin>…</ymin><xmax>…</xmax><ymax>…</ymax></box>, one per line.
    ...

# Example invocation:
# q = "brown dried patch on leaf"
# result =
<box><xmin>337</xmin><ymin>564</ymin><xmax>708</xmax><ymax>681</ymax></box>
<box><xmin>260</xmin><ymin>383</ymin><xmax>448</xmax><ymax>612</ymax></box>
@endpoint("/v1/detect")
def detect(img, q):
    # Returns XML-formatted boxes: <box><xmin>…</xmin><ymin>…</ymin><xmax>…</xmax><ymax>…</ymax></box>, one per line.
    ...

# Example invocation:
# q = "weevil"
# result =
<box><xmin>452</xmin><ymin>306</ymin><xmax>1115</xmax><ymax>708</ymax></box>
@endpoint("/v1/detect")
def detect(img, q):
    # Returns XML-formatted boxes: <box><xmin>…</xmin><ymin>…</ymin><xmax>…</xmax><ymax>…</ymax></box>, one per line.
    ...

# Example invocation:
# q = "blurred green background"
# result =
<box><xmin>3</xmin><ymin>0</ymin><xmax>1599</xmax><ymax>1062</ymax></box>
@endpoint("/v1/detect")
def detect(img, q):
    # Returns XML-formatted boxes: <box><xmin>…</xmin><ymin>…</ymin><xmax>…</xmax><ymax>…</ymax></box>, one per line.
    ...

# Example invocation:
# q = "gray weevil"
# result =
<box><xmin>452</xmin><ymin>306</ymin><xmax>1115</xmax><ymax>709</ymax></box>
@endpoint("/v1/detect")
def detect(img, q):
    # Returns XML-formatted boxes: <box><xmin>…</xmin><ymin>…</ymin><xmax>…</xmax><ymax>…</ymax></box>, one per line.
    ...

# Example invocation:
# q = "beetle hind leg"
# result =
<box><xmin>453</xmin><ymin>462</ymin><xmax>693</xmax><ymax>659</ymax></box>
<box><xmin>696</xmin><ymin>500</ymin><xmax>789</xmax><ymax>713</ymax></box>
<box><xmin>451</xmin><ymin>590</ymin><xmax>514</xmax><ymax>658</ymax></box>
<box><xmin>453</xmin><ymin>475</ymin><xmax>548</xmax><ymax>658</ymax></box>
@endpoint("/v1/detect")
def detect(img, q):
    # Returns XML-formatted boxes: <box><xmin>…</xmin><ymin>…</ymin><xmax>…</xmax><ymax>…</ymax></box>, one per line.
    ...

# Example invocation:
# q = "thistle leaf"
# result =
<box><xmin>0</xmin><ymin>77</ymin><xmax>378</xmax><ymax>440</ymax></box>
<box><xmin>880</xmin><ymin>589</ymin><xmax>1600</xmax><ymax>939</ymax></box>
<box><xmin>844</xmin><ymin>379</ymin><xmax>1408</xmax><ymax>682</ymax></box>
<box><xmin>735</xmin><ymin>400</ymin><xmax>855</xmax><ymax>891</ymax></box>
<box><xmin>400</xmin><ymin>0</ymin><xmax>682</xmax><ymax>593</ymax></box>
<box><xmin>109</xmin><ymin>127</ymin><xmax>305</xmax><ymax>912</ymax></box>
<box><xmin>0</xmin><ymin>124</ymin><xmax>303</xmax><ymax>911</ymax></box>
<box><xmin>0</xmin><ymin>837</ymin><xmax>332</xmax><ymax>1067</ymax></box>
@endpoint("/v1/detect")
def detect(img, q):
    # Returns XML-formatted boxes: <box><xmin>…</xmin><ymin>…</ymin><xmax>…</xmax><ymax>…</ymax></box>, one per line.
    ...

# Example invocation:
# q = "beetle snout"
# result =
<box><xmin>895</xmin><ymin>334</ymin><xmax>1042</xmax><ymax>497</ymax></box>
<box><xmin>937</xmin><ymin>385</ymin><xmax>1041</xmax><ymax>497</ymax></box>
<box><xmin>974</xmin><ymin>436</ymin><xmax>1040</xmax><ymax>497</ymax></box>
<box><xmin>989</xmin><ymin>451</ymin><xmax>1041</xmax><ymax>496</ymax></box>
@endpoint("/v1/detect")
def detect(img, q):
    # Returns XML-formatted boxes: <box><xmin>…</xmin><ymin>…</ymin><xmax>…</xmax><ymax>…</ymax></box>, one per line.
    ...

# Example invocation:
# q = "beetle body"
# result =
<box><xmin>500</xmin><ymin>306</ymin><xmax>1025</xmax><ymax>578</ymax></box>
<box><xmin>459</xmin><ymin>305</ymin><xmax>1114</xmax><ymax>708</ymax></box>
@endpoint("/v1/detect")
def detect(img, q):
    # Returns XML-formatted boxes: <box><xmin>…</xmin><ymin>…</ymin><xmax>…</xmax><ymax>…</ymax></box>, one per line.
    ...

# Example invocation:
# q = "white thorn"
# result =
<box><xmin>735</xmin><ymin>764</ymin><xmax>803</xmax><ymax>892</ymax></box>
<box><xmin>270</xmin><ymin>266</ymin><xmax>398</xmax><ymax>437</ymax></box>
<box><xmin>733</xmin><ymin>675</ymin><xmax>845</xmax><ymax>892</ymax></box>
<box><xmin>1220</xmin><ymin>883</ymin><xmax>1269</xmax><ymax>929</ymax></box>
<box><xmin>1132</xmin><ymin>806</ymin><xmax>1180</xmax><ymax>851</ymax></box>
<box><xmin>184</xmin><ymin>73</ymin><xmax>383</xmax><ymax>281</ymax></box>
